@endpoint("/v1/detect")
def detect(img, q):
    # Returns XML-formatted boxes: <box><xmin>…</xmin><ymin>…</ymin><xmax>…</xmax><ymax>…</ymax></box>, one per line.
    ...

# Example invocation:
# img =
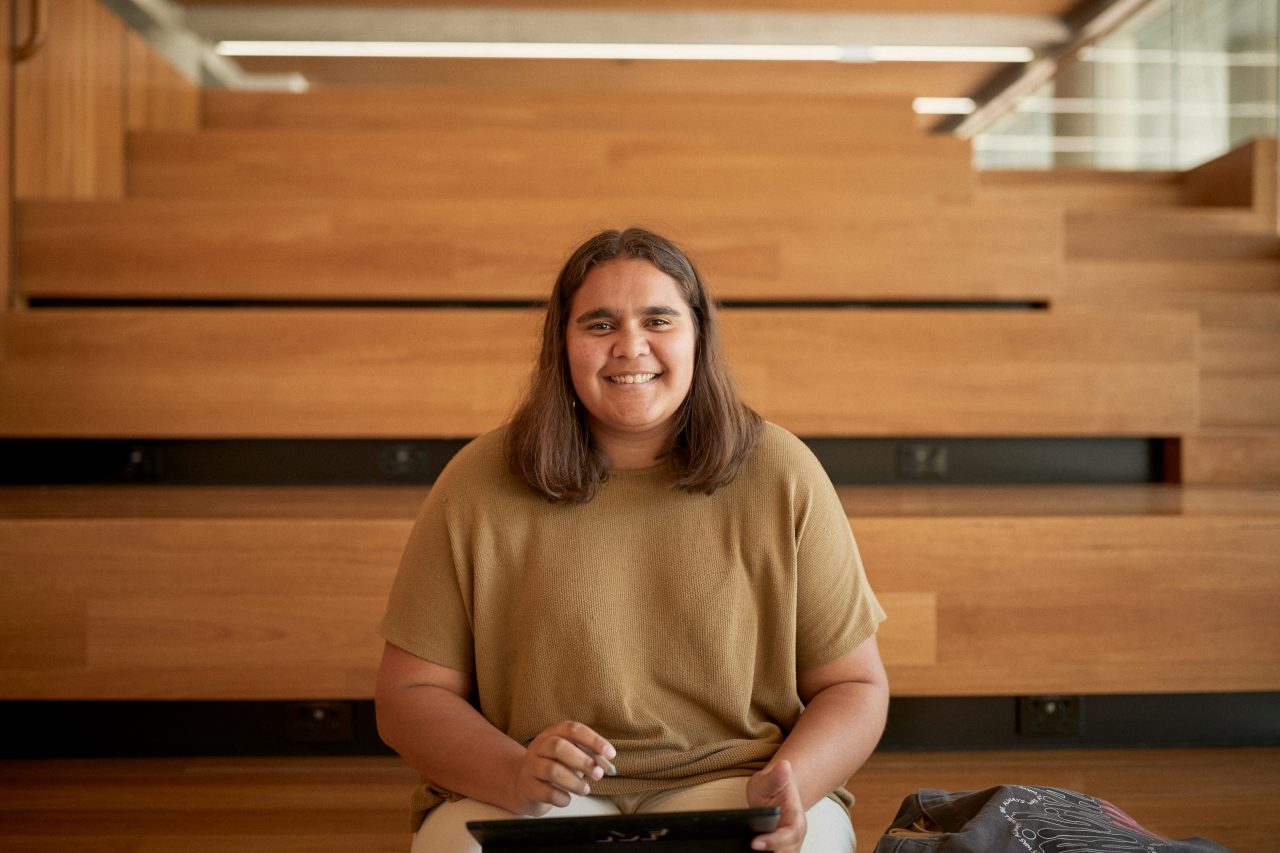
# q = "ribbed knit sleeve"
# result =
<box><xmin>378</xmin><ymin>437</ymin><xmax>485</xmax><ymax>674</ymax></box>
<box><xmin>787</xmin><ymin>434</ymin><xmax>886</xmax><ymax>671</ymax></box>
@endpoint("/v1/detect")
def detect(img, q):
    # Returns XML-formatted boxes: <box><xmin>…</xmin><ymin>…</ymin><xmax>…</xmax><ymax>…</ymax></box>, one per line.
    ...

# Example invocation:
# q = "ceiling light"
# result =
<box><xmin>870</xmin><ymin>45</ymin><xmax>1034</xmax><ymax>63</ymax></box>
<box><xmin>913</xmin><ymin>97</ymin><xmax>977</xmax><ymax>115</ymax></box>
<box><xmin>215</xmin><ymin>41</ymin><xmax>850</xmax><ymax>61</ymax></box>
<box><xmin>213</xmin><ymin>40</ymin><xmax>1033</xmax><ymax>64</ymax></box>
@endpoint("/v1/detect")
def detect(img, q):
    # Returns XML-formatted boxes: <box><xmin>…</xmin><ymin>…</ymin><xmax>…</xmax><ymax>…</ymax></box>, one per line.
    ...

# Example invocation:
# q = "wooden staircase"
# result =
<box><xmin>1</xmin><ymin>0</ymin><xmax>1277</xmax><ymax>705</ymax></box>
<box><xmin>979</xmin><ymin>138</ymin><xmax>1280</xmax><ymax>485</ymax></box>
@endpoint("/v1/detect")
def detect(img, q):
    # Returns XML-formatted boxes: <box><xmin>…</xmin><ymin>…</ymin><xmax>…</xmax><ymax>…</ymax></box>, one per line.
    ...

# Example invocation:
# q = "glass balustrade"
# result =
<box><xmin>974</xmin><ymin>0</ymin><xmax>1278</xmax><ymax>169</ymax></box>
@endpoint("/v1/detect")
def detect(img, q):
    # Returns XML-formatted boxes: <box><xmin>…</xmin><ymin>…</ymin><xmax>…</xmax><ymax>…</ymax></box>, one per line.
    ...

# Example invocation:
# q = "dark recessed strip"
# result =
<box><xmin>1</xmin><ymin>692</ymin><xmax>1275</xmax><ymax>758</ymax></box>
<box><xmin>0</xmin><ymin>437</ymin><xmax>1166</xmax><ymax>485</ymax></box>
<box><xmin>26</xmin><ymin>297</ymin><xmax>1049</xmax><ymax>311</ymax></box>
<box><xmin>722</xmin><ymin>299</ymin><xmax>1049</xmax><ymax>311</ymax></box>
<box><xmin>24</xmin><ymin>298</ymin><xmax>548</xmax><ymax>310</ymax></box>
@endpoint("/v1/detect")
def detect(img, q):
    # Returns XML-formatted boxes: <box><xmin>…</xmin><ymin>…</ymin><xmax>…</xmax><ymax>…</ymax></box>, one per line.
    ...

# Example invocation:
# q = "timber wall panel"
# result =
<box><xmin>1061</xmin><ymin>259</ymin><xmax>1280</xmax><ymax>328</ymax></box>
<box><xmin>1</xmin><ymin>0</ymin><xmax>11</xmax><ymax>308</ymax></box>
<box><xmin>2</xmin><ymin>485</ymin><xmax>1276</xmax><ymax>700</ymax></box>
<box><xmin>0</xmin><ymin>308</ymin><xmax>1198</xmax><ymax>438</ymax></box>
<box><xmin>1201</xmin><ymin>377</ymin><xmax>1280</xmax><ymax>430</ymax></box>
<box><xmin>123</xmin><ymin>29</ymin><xmax>200</xmax><ymax>132</ymax></box>
<box><xmin>1183</xmin><ymin>138</ymin><xmax>1278</xmax><ymax>229</ymax></box>
<box><xmin>1047</xmin><ymin>157</ymin><xmax>1280</xmax><ymax>480</ymax></box>
<box><xmin>1066</xmin><ymin>209</ymin><xmax>1280</xmax><ymax>262</ymax></box>
<box><xmin>858</xmin><ymin>513</ymin><xmax>1280</xmax><ymax>696</ymax></box>
<box><xmin>16</xmin><ymin>197</ymin><xmax>1062</xmax><ymax>302</ymax></box>
<box><xmin>977</xmin><ymin>169</ymin><xmax>1186</xmax><ymax>210</ymax></box>
<box><xmin>201</xmin><ymin>89</ymin><xmax>925</xmax><ymax>137</ymax></box>
<box><xmin>13</xmin><ymin>0</ymin><xmax>125</xmax><ymax>200</ymax></box>
<box><xmin>125</xmin><ymin>128</ymin><xmax>973</xmax><ymax>200</ymax></box>
<box><xmin>10</xmin><ymin>0</ymin><xmax>197</xmax><ymax>205</ymax></box>
<box><xmin>221</xmin><ymin>56</ymin><xmax>1003</xmax><ymax>99</ymax></box>
<box><xmin>1183</xmin><ymin>432</ymin><xmax>1280</xmax><ymax>485</ymax></box>
<box><xmin>0</xmin><ymin>515</ymin><xmax>407</xmax><ymax>699</ymax></box>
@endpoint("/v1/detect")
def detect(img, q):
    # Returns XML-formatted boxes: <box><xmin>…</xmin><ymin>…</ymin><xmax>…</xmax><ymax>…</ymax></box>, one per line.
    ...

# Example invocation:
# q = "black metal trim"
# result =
<box><xmin>0</xmin><ymin>437</ymin><xmax>1166</xmax><ymax>485</ymax></box>
<box><xmin>2</xmin><ymin>693</ymin><xmax>1275</xmax><ymax>758</ymax></box>
<box><xmin>25</xmin><ymin>298</ymin><xmax>1048</xmax><ymax>311</ymax></box>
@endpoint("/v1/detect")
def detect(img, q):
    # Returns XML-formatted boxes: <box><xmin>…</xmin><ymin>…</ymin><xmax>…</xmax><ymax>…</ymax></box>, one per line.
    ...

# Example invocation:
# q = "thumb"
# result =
<box><xmin>753</xmin><ymin>759</ymin><xmax>793</xmax><ymax>801</ymax></box>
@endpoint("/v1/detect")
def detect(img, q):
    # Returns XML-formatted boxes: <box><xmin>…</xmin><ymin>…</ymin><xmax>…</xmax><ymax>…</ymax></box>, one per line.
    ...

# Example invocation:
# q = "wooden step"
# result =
<box><xmin>977</xmin><ymin>168</ymin><xmax>1186</xmax><ymax>210</ymax></box>
<box><xmin>2</xmin><ymin>484</ymin><xmax>1275</xmax><ymax>700</ymax></box>
<box><xmin>1060</xmin><ymin>261</ymin><xmax>1280</xmax><ymax>431</ymax></box>
<box><xmin>0</xmin><ymin>307</ymin><xmax>1197</xmax><ymax>438</ymax></box>
<box><xmin>124</xmin><ymin>127</ymin><xmax>973</xmax><ymax>200</ymax></box>
<box><xmin>1064</xmin><ymin>258</ymin><xmax>1274</xmax><ymax>306</ymax></box>
<box><xmin>1200</xmin><ymin>329</ymin><xmax>1280</xmax><ymax>429</ymax></box>
<box><xmin>1062</xmin><ymin>258</ymin><xmax>1280</xmax><ymax>328</ymax></box>
<box><xmin>16</xmin><ymin>198</ymin><xmax>1061</xmax><ymax>302</ymax></box>
<box><xmin>217</xmin><ymin>54</ymin><xmax>1002</xmax><ymax>101</ymax></box>
<box><xmin>1067</xmin><ymin>208</ymin><xmax>1280</xmax><ymax>261</ymax></box>
<box><xmin>1201</xmin><ymin>375</ymin><xmax>1280</xmax><ymax>430</ymax></box>
<box><xmin>1183</xmin><ymin>138</ymin><xmax>1279</xmax><ymax>227</ymax></box>
<box><xmin>1183</xmin><ymin>430</ymin><xmax>1280</xmax><ymax>485</ymax></box>
<box><xmin>202</xmin><ymin>88</ymin><xmax>925</xmax><ymax>138</ymax></box>
<box><xmin>1202</xmin><ymin>328</ymin><xmax>1280</xmax><ymax>374</ymax></box>
<box><xmin>978</xmin><ymin>138</ymin><xmax>1279</xmax><ymax>223</ymax></box>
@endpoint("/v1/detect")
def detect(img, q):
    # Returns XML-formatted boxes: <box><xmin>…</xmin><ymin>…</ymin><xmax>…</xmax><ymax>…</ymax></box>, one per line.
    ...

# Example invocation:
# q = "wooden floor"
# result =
<box><xmin>2</xmin><ymin>747</ymin><xmax>1274</xmax><ymax>851</ymax></box>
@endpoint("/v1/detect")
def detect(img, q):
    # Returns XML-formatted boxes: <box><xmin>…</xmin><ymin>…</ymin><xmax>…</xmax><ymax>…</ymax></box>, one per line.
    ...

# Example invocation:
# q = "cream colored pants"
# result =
<box><xmin>411</xmin><ymin>776</ymin><xmax>856</xmax><ymax>853</ymax></box>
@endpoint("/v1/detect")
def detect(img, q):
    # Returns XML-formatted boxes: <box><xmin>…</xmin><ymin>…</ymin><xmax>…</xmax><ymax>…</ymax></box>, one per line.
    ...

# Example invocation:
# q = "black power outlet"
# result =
<box><xmin>285</xmin><ymin>701</ymin><xmax>355</xmax><ymax>743</ymax></box>
<box><xmin>1018</xmin><ymin>695</ymin><xmax>1083</xmax><ymax>736</ymax></box>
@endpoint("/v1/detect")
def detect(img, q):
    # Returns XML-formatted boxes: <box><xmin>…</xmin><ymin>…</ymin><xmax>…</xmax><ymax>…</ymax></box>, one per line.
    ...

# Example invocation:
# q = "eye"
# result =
<box><xmin>647</xmin><ymin>318</ymin><xmax>671</xmax><ymax>327</ymax></box>
<box><xmin>587</xmin><ymin>321</ymin><xmax>614</xmax><ymax>331</ymax></box>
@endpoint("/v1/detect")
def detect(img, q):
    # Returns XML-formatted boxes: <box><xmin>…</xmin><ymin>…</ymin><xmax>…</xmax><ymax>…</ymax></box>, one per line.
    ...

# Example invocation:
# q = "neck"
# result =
<box><xmin>589</xmin><ymin>422</ymin><xmax>674</xmax><ymax>470</ymax></box>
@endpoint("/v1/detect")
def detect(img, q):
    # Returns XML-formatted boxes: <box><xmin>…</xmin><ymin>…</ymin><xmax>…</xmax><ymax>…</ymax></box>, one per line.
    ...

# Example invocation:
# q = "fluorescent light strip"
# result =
<box><xmin>215</xmin><ymin>41</ymin><xmax>848</xmax><ymax>61</ymax></box>
<box><xmin>214</xmin><ymin>40</ymin><xmax>1032</xmax><ymax>64</ymax></box>
<box><xmin>913</xmin><ymin>97</ymin><xmax>976</xmax><ymax>115</ymax></box>
<box><xmin>871</xmin><ymin>45</ymin><xmax>1032</xmax><ymax>63</ymax></box>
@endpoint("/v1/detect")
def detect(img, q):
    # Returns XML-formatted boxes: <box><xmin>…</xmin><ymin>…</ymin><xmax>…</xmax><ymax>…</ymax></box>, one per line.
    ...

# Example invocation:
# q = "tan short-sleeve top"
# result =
<box><xmin>380</xmin><ymin>422</ymin><xmax>885</xmax><ymax>827</ymax></box>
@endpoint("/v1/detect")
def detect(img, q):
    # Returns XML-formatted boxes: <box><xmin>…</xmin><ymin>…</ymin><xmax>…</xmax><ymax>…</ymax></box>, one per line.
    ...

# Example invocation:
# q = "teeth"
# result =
<box><xmin>610</xmin><ymin>373</ymin><xmax>657</xmax><ymax>384</ymax></box>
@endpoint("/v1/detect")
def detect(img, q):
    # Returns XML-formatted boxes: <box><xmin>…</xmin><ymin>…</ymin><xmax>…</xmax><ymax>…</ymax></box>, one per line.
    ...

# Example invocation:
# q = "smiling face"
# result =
<box><xmin>566</xmin><ymin>257</ymin><xmax>698</xmax><ymax>467</ymax></box>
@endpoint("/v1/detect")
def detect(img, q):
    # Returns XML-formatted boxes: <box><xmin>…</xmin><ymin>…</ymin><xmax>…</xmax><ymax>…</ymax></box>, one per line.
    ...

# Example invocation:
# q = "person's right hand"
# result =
<box><xmin>510</xmin><ymin>720</ymin><xmax>616</xmax><ymax>816</ymax></box>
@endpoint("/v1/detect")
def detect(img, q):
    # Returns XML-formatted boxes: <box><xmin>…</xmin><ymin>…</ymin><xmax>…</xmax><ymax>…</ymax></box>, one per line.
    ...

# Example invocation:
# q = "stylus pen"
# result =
<box><xmin>592</xmin><ymin>752</ymin><xmax>617</xmax><ymax>777</ymax></box>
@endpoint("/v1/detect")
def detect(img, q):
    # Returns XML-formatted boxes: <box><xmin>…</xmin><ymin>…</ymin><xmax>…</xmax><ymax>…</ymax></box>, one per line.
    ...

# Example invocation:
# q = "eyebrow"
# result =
<box><xmin>573</xmin><ymin>305</ymin><xmax>683</xmax><ymax>324</ymax></box>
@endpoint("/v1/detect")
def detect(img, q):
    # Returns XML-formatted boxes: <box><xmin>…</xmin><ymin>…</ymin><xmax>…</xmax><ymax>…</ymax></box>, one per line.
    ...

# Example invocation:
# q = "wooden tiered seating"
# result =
<box><xmin>992</xmin><ymin>144</ymin><xmax>1280</xmax><ymax>484</ymax></box>
<box><xmin>3</xmin><ymin>0</ymin><xmax>1277</xmax><ymax>712</ymax></box>
<box><xmin>17</xmin><ymin>83</ymin><xmax>1062</xmax><ymax>302</ymax></box>
<box><xmin>3</xmin><ymin>484</ymin><xmax>1276</xmax><ymax>700</ymax></box>
<box><xmin>0</xmin><ymin>308</ymin><xmax>1197</xmax><ymax>437</ymax></box>
<box><xmin>16</xmin><ymin>197</ymin><xmax>1064</xmax><ymax>302</ymax></box>
<box><xmin>125</xmin><ymin>129</ymin><xmax>976</xmax><ymax>199</ymax></box>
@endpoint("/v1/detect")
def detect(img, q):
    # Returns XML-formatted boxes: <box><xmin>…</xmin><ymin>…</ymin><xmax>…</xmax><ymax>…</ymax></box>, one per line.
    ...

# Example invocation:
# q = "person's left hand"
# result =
<box><xmin>746</xmin><ymin>759</ymin><xmax>806</xmax><ymax>852</ymax></box>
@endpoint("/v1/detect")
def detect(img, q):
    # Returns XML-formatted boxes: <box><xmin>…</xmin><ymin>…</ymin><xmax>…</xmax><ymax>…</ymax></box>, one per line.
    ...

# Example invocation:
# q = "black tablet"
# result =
<box><xmin>467</xmin><ymin>805</ymin><xmax>781</xmax><ymax>852</ymax></box>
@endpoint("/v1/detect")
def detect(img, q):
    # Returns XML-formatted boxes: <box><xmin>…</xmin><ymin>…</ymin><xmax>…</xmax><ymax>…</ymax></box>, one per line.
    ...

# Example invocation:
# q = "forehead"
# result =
<box><xmin>571</xmin><ymin>257</ymin><xmax>688</xmax><ymax>311</ymax></box>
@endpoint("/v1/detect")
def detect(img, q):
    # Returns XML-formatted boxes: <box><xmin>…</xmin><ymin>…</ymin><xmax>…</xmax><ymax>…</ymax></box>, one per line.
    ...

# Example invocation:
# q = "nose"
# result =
<box><xmin>612</xmin><ymin>324</ymin><xmax>650</xmax><ymax>359</ymax></box>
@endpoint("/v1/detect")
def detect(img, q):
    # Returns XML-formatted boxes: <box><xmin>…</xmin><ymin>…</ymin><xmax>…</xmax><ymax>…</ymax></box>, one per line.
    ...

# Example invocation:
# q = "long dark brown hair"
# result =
<box><xmin>504</xmin><ymin>227</ymin><xmax>762</xmax><ymax>502</ymax></box>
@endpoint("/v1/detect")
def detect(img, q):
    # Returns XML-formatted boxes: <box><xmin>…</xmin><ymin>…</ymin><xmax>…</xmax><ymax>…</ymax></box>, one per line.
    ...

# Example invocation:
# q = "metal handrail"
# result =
<box><xmin>952</xmin><ymin>0</ymin><xmax>1157</xmax><ymax>140</ymax></box>
<box><xmin>13</xmin><ymin>0</ymin><xmax>49</xmax><ymax>63</ymax></box>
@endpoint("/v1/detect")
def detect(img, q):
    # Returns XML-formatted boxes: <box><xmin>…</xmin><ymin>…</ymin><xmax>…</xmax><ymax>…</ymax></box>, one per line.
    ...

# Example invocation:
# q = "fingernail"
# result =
<box><xmin>594</xmin><ymin>753</ymin><xmax>617</xmax><ymax>776</ymax></box>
